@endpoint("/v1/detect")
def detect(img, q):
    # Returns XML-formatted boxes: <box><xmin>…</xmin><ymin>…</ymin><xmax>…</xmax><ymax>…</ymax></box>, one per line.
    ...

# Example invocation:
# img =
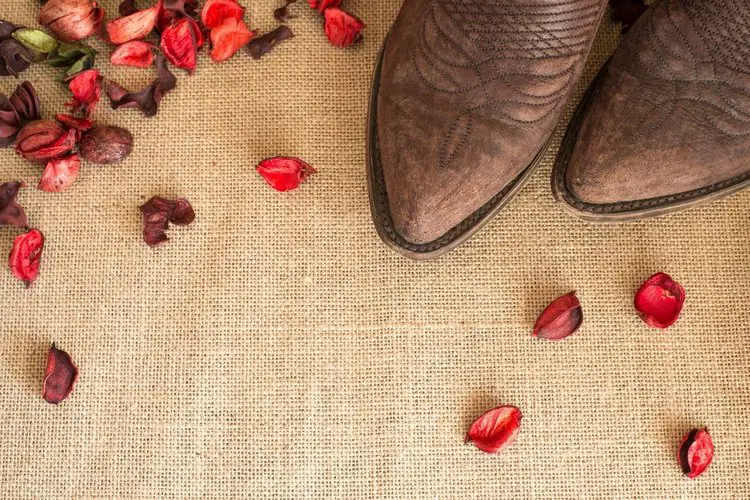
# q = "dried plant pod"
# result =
<box><xmin>634</xmin><ymin>273</ymin><xmax>685</xmax><ymax>328</ymax></box>
<box><xmin>465</xmin><ymin>405</ymin><xmax>522</xmax><ymax>454</ymax></box>
<box><xmin>16</xmin><ymin>119</ymin><xmax>77</xmax><ymax>164</ymax></box>
<box><xmin>0</xmin><ymin>39</ymin><xmax>33</xmax><ymax>77</ymax></box>
<box><xmin>79</xmin><ymin>125</ymin><xmax>134</xmax><ymax>164</ymax></box>
<box><xmin>43</xmin><ymin>344</ymin><xmax>79</xmax><ymax>404</ymax></box>
<box><xmin>38</xmin><ymin>0</ymin><xmax>105</xmax><ymax>43</ymax></box>
<box><xmin>678</xmin><ymin>428</ymin><xmax>714</xmax><ymax>479</ymax></box>
<box><xmin>532</xmin><ymin>291</ymin><xmax>583</xmax><ymax>341</ymax></box>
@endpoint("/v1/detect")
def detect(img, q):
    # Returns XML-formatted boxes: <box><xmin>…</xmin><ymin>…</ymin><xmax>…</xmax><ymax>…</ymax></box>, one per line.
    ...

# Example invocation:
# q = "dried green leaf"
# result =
<box><xmin>12</xmin><ymin>28</ymin><xmax>58</xmax><ymax>55</ymax></box>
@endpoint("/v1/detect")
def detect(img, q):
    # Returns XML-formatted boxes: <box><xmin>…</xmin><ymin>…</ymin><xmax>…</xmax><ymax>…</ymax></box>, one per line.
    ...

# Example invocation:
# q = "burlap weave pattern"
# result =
<box><xmin>0</xmin><ymin>1</ymin><xmax>748</xmax><ymax>498</ymax></box>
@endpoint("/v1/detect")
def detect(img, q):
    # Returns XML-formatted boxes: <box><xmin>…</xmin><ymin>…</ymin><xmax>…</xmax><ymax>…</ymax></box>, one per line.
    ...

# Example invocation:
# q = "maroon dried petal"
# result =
<box><xmin>0</xmin><ymin>21</ymin><xmax>18</xmax><ymax>41</ymax></box>
<box><xmin>249</xmin><ymin>26</ymin><xmax>294</xmax><ymax>60</ymax></box>
<box><xmin>119</xmin><ymin>0</ymin><xmax>139</xmax><ymax>16</ymax></box>
<box><xmin>0</xmin><ymin>181</ymin><xmax>28</xmax><ymax>228</ymax></box>
<box><xmin>108</xmin><ymin>54</ymin><xmax>176</xmax><ymax>117</ymax></box>
<box><xmin>170</xmin><ymin>198</ymin><xmax>195</xmax><ymax>225</ymax></box>
<box><xmin>43</xmin><ymin>344</ymin><xmax>79</xmax><ymax>405</ymax></box>
<box><xmin>532</xmin><ymin>291</ymin><xmax>583</xmax><ymax>341</ymax></box>
<box><xmin>274</xmin><ymin>0</ymin><xmax>298</xmax><ymax>22</ymax></box>
<box><xmin>0</xmin><ymin>38</ymin><xmax>33</xmax><ymax>77</ymax></box>
<box><xmin>139</xmin><ymin>196</ymin><xmax>195</xmax><ymax>246</ymax></box>
<box><xmin>9</xmin><ymin>228</ymin><xmax>44</xmax><ymax>286</ymax></box>
<box><xmin>678</xmin><ymin>428</ymin><xmax>714</xmax><ymax>479</ymax></box>
<box><xmin>609</xmin><ymin>0</ymin><xmax>648</xmax><ymax>33</ymax></box>
<box><xmin>78</xmin><ymin>125</ymin><xmax>134</xmax><ymax>164</ymax></box>
<box><xmin>634</xmin><ymin>272</ymin><xmax>685</xmax><ymax>329</ymax></box>
<box><xmin>10</xmin><ymin>81</ymin><xmax>41</xmax><ymax>124</ymax></box>
<box><xmin>465</xmin><ymin>405</ymin><xmax>523</xmax><ymax>454</ymax></box>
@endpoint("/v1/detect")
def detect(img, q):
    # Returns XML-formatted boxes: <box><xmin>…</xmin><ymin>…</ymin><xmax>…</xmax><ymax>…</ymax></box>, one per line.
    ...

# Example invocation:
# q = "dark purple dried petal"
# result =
<box><xmin>248</xmin><ymin>26</ymin><xmax>294</xmax><ymax>59</ymax></box>
<box><xmin>108</xmin><ymin>54</ymin><xmax>176</xmax><ymax>117</ymax></box>
<box><xmin>0</xmin><ymin>21</ymin><xmax>18</xmax><ymax>41</ymax></box>
<box><xmin>0</xmin><ymin>181</ymin><xmax>28</xmax><ymax>228</ymax></box>
<box><xmin>0</xmin><ymin>39</ymin><xmax>33</xmax><ymax>77</ymax></box>
<box><xmin>274</xmin><ymin>0</ymin><xmax>298</xmax><ymax>22</ymax></box>
<box><xmin>139</xmin><ymin>196</ymin><xmax>195</xmax><ymax>246</ymax></box>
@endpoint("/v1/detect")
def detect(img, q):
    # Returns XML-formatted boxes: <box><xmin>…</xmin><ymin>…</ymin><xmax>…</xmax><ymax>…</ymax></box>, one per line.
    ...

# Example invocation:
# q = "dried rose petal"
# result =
<box><xmin>678</xmin><ymin>428</ymin><xmax>714</xmax><ymax>479</ymax></box>
<box><xmin>465</xmin><ymin>405</ymin><xmax>522</xmax><ymax>454</ymax></box>
<box><xmin>39</xmin><ymin>154</ymin><xmax>81</xmax><ymax>193</ymax></box>
<box><xmin>0</xmin><ymin>39</ymin><xmax>33</xmax><ymax>77</ymax></box>
<box><xmin>532</xmin><ymin>291</ymin><xmax>583</xmax><ymax>341</ymax></box>
<box><xmin>634</xmin><ymin>273</ymin><xmax>685</xmax><ymax>329</ymax></box>
<box><xmin>139</xmin><ymin>196</ymin><xmax>195</xmax><ymax>246</ymax></box>
<box><xmin>43</xmin><ymin>344</ymin><xmax>79</xmax><ymax>405</ymax></box>
<box><xmin>323</xmin><ymin>8</ymin><xmax>364</xmax><ymax>48</ymax></box>
<box><xmin>256</xmin><ymin>156</ymin><xmax>317</xmax><ymax>192</ymax></box>
<box><xmin>66</xmin><ymin>69</ymin><xmax>101</xmax><ymax>117</ymax></box>
<box><xmin>78</xmin><ymin>125</ymin><xmax>134</xmax><ymax>164</ymax></box>
<box><xmin>201</xmin><ymin>0</ymin><xmax>244</xmax><ymax>29</ymax></box>
<box><xmin>16</xmin><ymin>119</ymin><xmax>77</xmax><ymax>164</ymax></box>
<box><xmin>248</xmin><ymin>26</ymin><xmax>294</xmax><ymax>60</ymax></box>
<box><xmin>38</xmin><ymin>0</ymin><xmax>105</xmax><ymax>43</ymax></box>
<box><xmin>107</xmin><ymin>1</ymin><xmax>161</xmax><ymax>45</ymax></box>
<box><xmin>9</xmin><ymin>228</ymin><xmax>44</xmax><ymax>286</ymax></box>
<box><xmin>308</xmin><ymin>0</ymin><xmax>341</xmax><ymax>13</ymax></box>
<box><xmin>274</xmin><ymin>0</ymin><xmax>298</xmax><ymax>22</ymax></box>
<box><xmin>210</xmin><ymin>17</ymin><xmax>253</xmax><ymax>63</ymax></box>
<box><xmin>55</xmin><ymin>113</ymin><xmax>94</xmax><ymax>140</ymax></box>
<box><xmin>0</xmin><ymin>181</ymin><xmax>28</xmax><ymax>228</ymax></box>
<box><xmin>157</xmin><ymin>0</ymin><xmax>199</xmax><ymax>32</ymax></box>
<box><xmin>610</xmin><ymin>0</ymin><xmax>648</xmax><ymax>33</ymax></box>
<box><xmin>108</xmin><ymin>54</ymin><xmax>176</xmax><ymax>117</ymax></box>
<box><xmin>161</xmin><ymin>18</ymin><xmax>202</xmax><ymax>72</ymax></box>
<box><xmin>110</xmin><ymin>40</ymin><xmax>155</xmax><ymax>68</ymax></box>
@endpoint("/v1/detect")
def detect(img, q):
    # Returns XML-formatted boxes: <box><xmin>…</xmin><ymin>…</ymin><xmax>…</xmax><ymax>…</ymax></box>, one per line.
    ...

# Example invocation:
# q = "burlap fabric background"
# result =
<box><xmin>0</xmin><ymin>1</ymin><xmax>748</xmax><ymax>498</ymax></box>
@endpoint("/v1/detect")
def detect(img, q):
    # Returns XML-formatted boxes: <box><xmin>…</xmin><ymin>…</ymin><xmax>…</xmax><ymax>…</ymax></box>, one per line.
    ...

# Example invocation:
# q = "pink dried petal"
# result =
<box><xmin>209</xmin><ymin>17</ymin><xmax>253</xmax><ymax>62</ymax></box>
<box><xmin>160</xmin><ymin>18</ymin><xmax>202</xmax><ymax>73</ymax></box>
<box><xmin>308</xmin><ymin>0</ymin><xmax>341</xmax><ymax>13</ymax></box>
<box><xmin>9</xmin><ymin>228</ymin><xmax>44</xmax><ymax>286</ymax></box>
<box><xmin>634</xmin><ymin>273</ymin><xmax>686</xmax><ymax>328</ymax></box>
<box><xmin>678</xmin><ymin>428</ymin><xmax>714</xmax><ymax>479</ymax></box>
<box><xmin>66</xmin><ymin>69</ymin><xmax>102</xmax><ymax>117</ymax></box>
<box><xmin>201</xmin><ymin>0</ymin><xmax>244</xmax><ymax>29</ymax></box>
<box><xmin>532</xmin><ymin>291</ymin><xmax>583</xmax><ymax>341</ymax></box>
<box><xmin>39</xmin><ymin>154</ymin><xmax>81</xmax><ymax>192</ymax></box>
<box><xmin>43</xmin><ymin>344</ymin><xmax>79</xmax><ymax>404</ymax></box>
<box><xmin>107</xmin><ymin>1</ymin><xmax>162</xmax><ymax>45</ymax></box>
<box><xmin>465</xmin><ymin>405</ymin><xmax>523</xmax><ymax>454</ymax></box>
<box><xmin>110</xmin><ymin>40</ymin><xmax>155</xmax><ymax>68</ymax></box>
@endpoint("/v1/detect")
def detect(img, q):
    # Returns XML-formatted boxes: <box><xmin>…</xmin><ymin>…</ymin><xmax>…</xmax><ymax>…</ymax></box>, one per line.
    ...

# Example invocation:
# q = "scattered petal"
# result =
<box><xmin>210</xmin><ymin>17</ymin><xmax>253</xmax><ymax>62</ymax></box>
<box><xmin>0</xmin><ymin>181</ymin><xmax>28</xmax><ymax>228</ymax></box>
<box><xmin>78</xmin><ymin>125</ymin><xmax>134</xmax><ymax>164</ymax></box>
<box><xmin>308</xmin><ymin>0</ymin><xmax>342</xmax><ymax>13</ymax></box>
<box><xmin>0</xmin><ymin>39</ymin><xmax>33</xmax><ymax>77</ymax></box>
<box><xmin>678</xmin><ymin>428</ymin><xmax>714</xmax><ymax>479</ymax></box>
<box><xmin>139</xmin><ymin>196</ymin><xmax>195</xmax><ymax>246</ymax></box>
<box><xmin>248</xmin><ymin>26</ymin><xmax>294</xmax><ymax>59</ymax></box>
<box><xmin>108</xmin><ymin>54</ymin><xmax>176</xmax><ymax>117</ymax></box>
<box><xmin>107</xmin><ymin>0</ymin><xmax>161</xmax><ymax>45</ymax></box>
<box><xmin>9</xmin><ymin>228</ymin><xmax>44</xmax><ymax>286</ymax></box>
<box><xmin>256</xmin><ymin>156</ymin><xmax>317</xmax><ymax>191</ymax></box>
<box><xmin>43</xmin><ymin>344</ymin><xmax>79</xmax><ymax>405</ymax></box>
<box><xmin>39</xmin><ymin>154</ymin><xmax>81</xmax><ymax>193</ymax></box>
<box><xmin>0</xmin><ymin>82</ymin><xmax>41</xmax><ymax>147</ymax></box>
<box><xmin>55</xmin><ymin>113</ymin><xmax>94</xmax><ymax>140</ymax></box>
<box><xmin>323</xmin><ymin>8</ymin><xmax>364</xmax><ymax>48</ymax></box>
<box><xmin>16</xmin><ymin>119</ymin><xmax>77</xmax><ymax>164</ymax></box>
<box><xmin>110</xmin><ymin>40</ymin><xmax>155</xmax><ymax>68</ymax></box>
<box><xmin>634</xmin><ymin>273</ymin><xmax>686</xmax><ymax>329</ymax></box>
<box><xmin>0</xmin><ymin>21</ymin><xmax>19</xmax><ymax>41</ymax></box>
<box><xmin>532</xmin><ymin>291</ymin><xmax>583</xmax><ymax>341</ymax></box>
<box><xmin>38</xmin><ymin>0</ymin><xmax>105</xmax><ymax>43</ymax></box>
<box><xmin>201</xmin><ymin>0</ymin><xmax>245</xmax><ymax>30</ymax></box>
<box><xmin>161</xmin><ymin>18</ymin><xmax>202</xmax><ymax>72</ymax></box>
<box><xmin>609</xmin><ymin>0</ymin><xmax>648</xmax><ymax>33</ymax></box>
<box><xmin>157</xmin><ymin>0</ymin><xmax>199</xmax><ymax>32</ymax></box>
<box><xmin>66</xmin><ymin>69</ymin><xmax>101</xmax><ymax>117</ymax></box>
<box><xmin>465</xmin><ymin>405</ymin><xmax>522</xmax><ymax>454</ymax></box>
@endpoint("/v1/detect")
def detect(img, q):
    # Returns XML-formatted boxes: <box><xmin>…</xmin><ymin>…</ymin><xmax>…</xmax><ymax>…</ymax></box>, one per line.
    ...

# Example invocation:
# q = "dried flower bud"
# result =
<box><xmin>39</xmin><ymin>154</ymin><xmax>81</xmax><ymax>193</ymax></box>
<box><xmin>0</xmin><ymin>82</ymin><xmax>41</xmax><ymax>147</ymax></box>
<box><xmin>43</xmin><ymin>344</ymin><xmax>79</xmax><ymax>405</ymax></box>
<box><xmin>210</xmin><ymin>17</ymin><xmax>253</xmax><ymax>63</ymax></box>
<box><xmin>9</xmin><ymin>228</ymin><xmax>44</xmax><ymax>286</ymax></box>
<box><xmin>248</xmin><ymin>26</ymin><xmax>294</xmax><ymax>60</ymax></box>
<box><xmin>532</xmin><ymin>291</ymin><xmax>583</xmax><ymax>341</ymax></box>
<box><xmin>634</xmin><ymin>272</ymin><xmax>685</xmax><ymax>329</ymax></box>
<box><xmin>0</xmin><ymin>39</ymin><xmax>33</xmax><ymax>77</ymax></box>
<box><xmin>201</xmin><ymin>0</ymin><xmax>244</xmax><ymax>29</ymax></box>
<box><xmin>78</xmin><ymin>125</ymin><xmax>134</xmax><ymax>164</ymax></box>
<box><xmin>67</xmin><ymin>69</ymin><xmax>101</xmax><ymax>117</ymax></box>
<box><xmin>16</xmin><ymin>119</ymin><xmax>76</xmax><ymax>164</ymax></box>
<box><xmin>256</xmin><ymin>156</ymin><xmax>317</xmax><ymax>191</ymax></box>
<box><xmin>0</xmin><ymin>181</ymin><xmax>28</xmax><ymax>228</ymax></box>
<box><xmin>140</xmin><ymin>196</ymin><xmax>195</xmax><ymax>246</ymax></box>
<box><xmin>465</xmin><ymin>405</ymin><xmax>522</xmax><ymax>454</ymax></box>
<box><xmin>161</xmin><ymin>18</ymin><xmax>203</xmax><ymax>72</ymax></box>
<box><xmin>110</xmin><ymin>40</ymin><xmax>155</xmax><ymax>68</ymax></box>
<box><xmin>107</xmin><ymin>1</ymin><xmax>161</xmax><ymax>45</ymax></box>
<box><xmin>308</xmin><ymin>0</ymin><xmax>341</xmax><ymax>13</ymax></box>
<box><xmin>678</xmin><ymin>428</ymin><xmax>714</xmax><ymax>479</ymax></box>
<box><xmin>38</xmin><ymin>0</ymin><xmax>105</xmax><ymax>43</ymax></box>
<box><xmin>324</xmin><ymin>8</ymin><xmax>364</xmax><ymax>48</ymax></box>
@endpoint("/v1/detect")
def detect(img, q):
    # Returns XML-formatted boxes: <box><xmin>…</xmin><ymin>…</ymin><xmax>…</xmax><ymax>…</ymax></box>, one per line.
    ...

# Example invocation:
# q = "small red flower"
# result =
<box><xmin>634</xmin><ymin>272</ymin><xmax>685</xmax><ymax>328</ymax></box>
<box><xmin>201</xmin><ymin>0</ymin><xmax>244</xmax><ymax>29</ymax></box>
<box><xmin>39</xmin><ymin>154</ymin><xmax>81</xmax><ymax>193</ymax></box>
<box><xmin>110</xmin><ymin>40</ymin><xmax>155</xmax><ymax>68</ymax></box>
<box><xmin>532</xmin><ymin>291</ymin><xmax>583</xmax><ymax>341</ymax></box>
<box><xmin>308</xmin><ymin>0</ymin><xmax>342</xmax><ymax>13</ymax></box>
<box><xmin>161</xmin><ymin>18</ymin><xmax>203</xmax><ymax>73</ymax></box>
<box><xmin>43</xmin><ymin>344</ymin><xmax>79</xmax><ymax>405</ymax></box>
<box><xmin>209</xmin><ymin>17</ymin><xmax>253</xmax><ymax>62</ymax></box>
<box><xmin>9</xmin><ymin>228</ymin><xmax>44</xmax><ymax>286</ymax></box>
<box><xmin>256</xmin><ymin>156</ymin><xmax>317</xmax><ymax>192</ymax></box>
<box><xmin>66</xmin><ymin>69</ymin><xmax>101</xmax><ymax>117</ymax></box>
<box><xmin>678</xmin><ymin>428</ymin><xmax>714</xmax><ymax>479</ymax></box>
<box><xmin>107</xmin><ymin>1</ymin><xmax>162</xmax><ymax>45</ymax></box>
<box><xmin>465</xmin><ymin>405</ymin><xmax>522</xmax><ymax>454</ymax></box>
<box><xmin>323</xmin><ymin>8</ymin><xmax>364</xmax><ymax>48</ymax></box>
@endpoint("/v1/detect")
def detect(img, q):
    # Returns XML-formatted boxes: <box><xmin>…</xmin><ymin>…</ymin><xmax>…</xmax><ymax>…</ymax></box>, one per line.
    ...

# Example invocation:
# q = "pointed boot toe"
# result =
<box><xmin>368</xmin><ymin>0</ymin><xmax>607</xmax><ymax>259</ymax></box>
<box><xmin>553</xmin><ymin>0</ymin><xmax>750</xmax><ymax>221</ymax></box>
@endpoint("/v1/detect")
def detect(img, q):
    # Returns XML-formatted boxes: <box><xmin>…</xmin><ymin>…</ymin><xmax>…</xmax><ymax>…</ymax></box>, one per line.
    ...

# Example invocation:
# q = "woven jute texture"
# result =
<box><xmin>0</xmin><ymin>1</ymin><xmax>748</xmax><ymax>498</ymax></box>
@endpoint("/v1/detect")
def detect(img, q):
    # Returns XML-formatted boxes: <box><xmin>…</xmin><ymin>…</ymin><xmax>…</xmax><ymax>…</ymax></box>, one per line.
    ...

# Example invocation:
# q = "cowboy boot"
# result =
<box><xmin>553</xmin><ymin>0</ymin><xmax>750</xmax><ymax>220</ymax></box>
<box><xmin>367</xmin><ymin>0</ymin><xmax>609</xmax><ymax>259</ymax></box>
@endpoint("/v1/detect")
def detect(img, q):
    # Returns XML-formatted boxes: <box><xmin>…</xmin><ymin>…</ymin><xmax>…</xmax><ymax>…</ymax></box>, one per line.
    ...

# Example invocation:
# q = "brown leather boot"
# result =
<box><xmin>368</xmin><ymin>0</ymin><xmax>608</xmax><ymax>259</ymax></box>
<box><xmin>553</xmin><ymin>0</ymin><xmax>750</xmax><ymax>221</ymax></box>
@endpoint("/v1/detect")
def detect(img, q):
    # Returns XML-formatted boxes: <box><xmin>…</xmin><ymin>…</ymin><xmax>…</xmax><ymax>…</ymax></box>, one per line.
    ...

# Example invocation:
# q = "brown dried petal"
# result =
<box><xmin>0</xmin><ymin>181</ymin><xmax>28</xmax><ymax>228</ymax></box>
<box><xmin>0</xmin><ymin>39</ymin><xmax>33</xmax><ymax>77</ymax></box>
<box><xmin>108</xmin><ymin>54</ymin><xmax>176</xmax><ymax>117</ymax></box>
<box><xmin>274</xmin><ymin>0</ymin><xmax>298</xmax><ymax>22</ymax></box>
<box><xmin>78</xmin><ymin>125</ymin><xmax>134</xmax><ymax>164</ymax></box>
<box><xmin>139</xmin><ymin>196</ymin><xmax>195</xmax><ymax>246</ymax></box>
<box><xmin>532</xmin><ymin>291</ymin><xmax>583</xmax><ymax>341</ymax></box>
<box><xmin>249</xmin><ymin>26</ymin><xmax>294</xmax><ymax>60</ymax></box>
<box><xmin>119</xmin><ymin>0</ymin><xmax>139</xmax><ymax>16</ymax></box>
<box><xmin>10</xmin><ymin>81</ymin><xmax>41</xmax><ymax>124</ymax></box>
<box><xmin>0</xmin><ymin>21</ymin><xmax>18</xmax><ymax>41</ymax></box>
<box><xmin>43</xmin><ymin>344</ymin><xmax>79</xmax><ymax>405</ymax></box>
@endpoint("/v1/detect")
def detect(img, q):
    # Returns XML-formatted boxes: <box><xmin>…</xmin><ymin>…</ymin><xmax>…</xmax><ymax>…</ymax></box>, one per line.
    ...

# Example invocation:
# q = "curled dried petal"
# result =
<box><xmin>160</xmin><ymin>18</ymin><xmax>202</xmax><ymax>72</ymax></box>
<box><xmin>678</xmin><ymin>428</ymin><xmax>714</xmax><ymax>479</ymax></box>
<box><xmin>532</xmin><ymin>291</ymin><xmax>583</xmax><ymax>341</ymax></box>
<box><xmin>55</xmin><ymin>114</ymin><xmax>94</xmax><ymax>140</ymax></box>
<box><xmin>43</xmin><ymin>344</ymin><xmax>79</xmax><ymax>405</ymax></box>
<box><xmin>66</xmin><ymin>69</ymin><xmax>101</xmax><ymax>117</ymax></box>
<box><xmin>210</xmin><ymin>17</ymin><xmax>253</xmax><ymax>63</ymax></box>
<box><xmin>201</xmin><ymin>0</ymin><xmax>245</xmax><ymax>29</ymax></box>
<box><xmin>157</xmin><ymin>0</ymin><xmax>199</xmax><ymax>32</ymax></box>
<box><xmin>610</xmin><ymin>0</ymin><xmax>648</xmax><ymax>33</ymax></box>
<box><xmin>0</xmin><ymin>181</ymin><xmax>28</xmax><ymax>228</ymax></box>
<box><xmin>0</xmin><ymin>39</ymin><xmax>33</xmax><ymax>77</ymax></box>
<box><xmin>110</xmin><ymin>40</ymin><xmax>155</xmax><ymax>68</ymax></box>
<box><xmin>39</xmin><ymin>154</ymin><xmax>81</xmax><ymax>193</ymax></box>
<box><xmin>323</xmin><ymin>8</ymin><xmax>364</xmax><ymax>48</ymax></box>
<box><xmin>9</xmin><ymin>228</ymin><xmax>44</xmax><ymax>286</ymax></box>
<box><xmin>16</xmin><ymin>119</ymin><xmax>76</xmax><ymax>163</ymax></box>
<box><xmin>139</xmin><ymin>196</ymin><xmax>195</xmax><ymax>246</ymax></box>
<box><xmin>256</xmin><ymin>156</ymin><xmax>317</xmax><ymax>192</ymax></box>
<box><xmin>108</xmin><ymin>54</ymin><xmax>176</xmax><ymax>117</ymax></box>
<box><xmin>107</xmin><ymin>1</ymin><xmax>161</xmax><ymax>45</ymax></box>
<box><xmin>634</xmin><ymin>273</ymin><xmax>685</xmax><ymax>329</ymax></box>
<box><xmin>307</xmin><ymin>0</ymin><xmax>341</xmax><ymax>13</ymax></box>
<box><xmin>465</xmin><ymin>405</ymin><xmax>522</xmax><ymax>454</ymax></box>
<box><xmin>0</xmin><ymin>82</ymin><xmax>40</xmax><ymax>147</ymax></box>
<box><xmin>248</xmin><ymin>26</ymin><xmax>294</xmax><ymax>60</ymax></box>
<box><xmin>38</xmin><ymin>0</ymin><xmax>105</xmax><ymax>43</ymax></box>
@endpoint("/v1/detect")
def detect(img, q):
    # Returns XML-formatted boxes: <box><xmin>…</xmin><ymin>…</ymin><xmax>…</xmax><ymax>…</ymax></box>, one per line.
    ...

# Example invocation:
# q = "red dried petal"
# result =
<box><xmin>66</xmin><ymin>69</ymin><xmax>102</xmax><ymax>117</ymax></box>
<box><xmin>43</xmin><ymin>344</ymin><xmax>79</xmax><ymax>405</ymax></box>
<box><xmin>9</xmin><ymin>228</ymin><xmax>44</xmax><ymax>286</ymax></box>
<box><xmin>323</xmin><ymin>8</ymin><xmax>364</xmax><ymax>48</ymax></box>
<box><xmin>107</xmin><ymin>1</ymin><xmax>162</xmax><ymax>45</ymax></box>
<box><xmin>609</xmin><ymin>0</ymin><xmax>648</xmax><ymax>33</ymax></box>
<box><xmin>161</xmin><ymin>18</ymin><xmax>202</xmax><ymax>72</ymax></box>
<box><xmin>308</xmin><ymin>0</ymin><xmax>341</xmax><ymax>13</ymax></box>
<box><xmin>55</xmin><ymin>113</ymin><xmax>94</xmax><ymax>141</ymax></box>
<box><xmin>465</xmin><ymin>405</ymin><xmax>522</xmax><ymax>454</ymax></box>
<box><xmin>634</xmin><ymin>272</ymin><xmax>686</xmax><ymax>329</ymax></box>
<box><xmin>16</xmin><ymin>120</ymin><xmax>77</xmax><ymax>163</ymax></box>
<box><xmin>256</xmin><ymin>156</ymin><xmax>317</xmax><ymax>192</ymax></box>
<box><xmin>110</xmin><ymin>40</ymin><xmax>155</xmax><ymax>68</ymax></box>
<box><xmin>210</xmin><ymin>17</ymin><xmax>253</xmax><ymax>62</ymax></box>
<box><xmin>39</xmin><ymin>154</ymin><xmax>81</xmax><ymax>193</ymax></box>
<box><xmin>139</xmin><ymin>196</ymin><xmax>195</xmax><ymax>246</ymax></box>
<box><xmin>0</xmin><ymin>181</ymin><xmax>28</xmax><ymax>228</ymax></box>
<box><xmin>532</xmin><ymin>291</ymin><xmax>583</xmax><ymax>341</ymax></box>
<box><xmin>201</xmin><ymin>0</ymin><xmax>244</xmax><ymax>29</ymax></box>
<box><xmin>678</xmin><ymin>428</ymin><xmax>714</xmax><ymax>479</ymax></box>
<box><xmin>39</xmin><ymin>0</ymin><xmax>105</xmax><ymax>43</ymax></box>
